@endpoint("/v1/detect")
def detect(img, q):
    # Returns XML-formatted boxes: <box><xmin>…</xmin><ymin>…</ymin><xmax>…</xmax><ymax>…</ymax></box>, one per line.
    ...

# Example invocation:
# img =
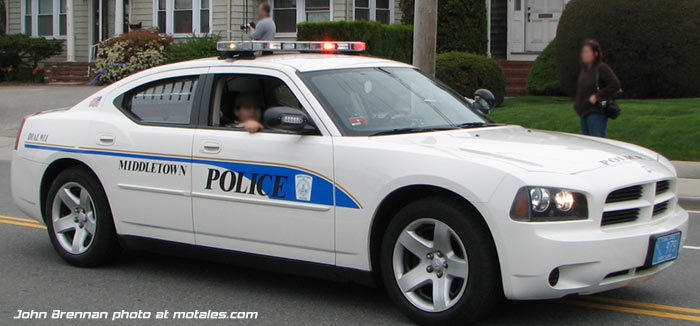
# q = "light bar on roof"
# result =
<box><xmin>216</xmin><ymin>41</ymin><xmax>367</xmax><ymax>54</ymax></box>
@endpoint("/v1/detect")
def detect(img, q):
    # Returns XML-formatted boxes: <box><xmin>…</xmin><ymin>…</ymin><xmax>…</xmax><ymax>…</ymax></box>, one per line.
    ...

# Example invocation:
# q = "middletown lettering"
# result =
<box><xmin>118</xmin><ymin>160</ymin><xmax>187</xmax><ymax>176</ymax></box>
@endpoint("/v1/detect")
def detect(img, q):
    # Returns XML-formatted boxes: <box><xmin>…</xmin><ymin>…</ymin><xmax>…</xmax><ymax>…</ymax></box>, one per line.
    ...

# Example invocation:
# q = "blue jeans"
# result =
<box><xmin>580</xmin><ymin>113</ymin><xmax>608</xmax><ymax>137</ymax></box>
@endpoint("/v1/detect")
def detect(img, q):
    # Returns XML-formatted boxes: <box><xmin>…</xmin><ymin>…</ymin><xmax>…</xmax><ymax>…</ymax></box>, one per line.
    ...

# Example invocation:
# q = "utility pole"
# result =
<box><xmin>412</xmin><ymin>0</ymin><xmax>438</xmax><ymax>75</ymax></box>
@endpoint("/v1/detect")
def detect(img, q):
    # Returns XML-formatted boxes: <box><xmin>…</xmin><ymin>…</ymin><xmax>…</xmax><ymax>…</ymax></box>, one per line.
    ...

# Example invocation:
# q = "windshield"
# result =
<box><xmin>300</xmin><ymin>67</ymin><xmax>489</xmax><ymax>136</ymax></box>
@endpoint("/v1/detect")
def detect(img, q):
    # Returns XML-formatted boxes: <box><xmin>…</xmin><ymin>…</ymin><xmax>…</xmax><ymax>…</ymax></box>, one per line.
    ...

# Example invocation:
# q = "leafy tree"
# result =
<box><xmin>399</xmin><ymin>0</ymin><xmax>487</xmax><ymax>55</ymax></box>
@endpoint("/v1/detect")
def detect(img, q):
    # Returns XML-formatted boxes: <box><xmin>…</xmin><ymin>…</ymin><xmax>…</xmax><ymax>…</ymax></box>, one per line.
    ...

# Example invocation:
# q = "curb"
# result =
<box><xmin>671</xmin><ymin>161</ymin><xmax>700</xmax><ymax>180</ymax></box>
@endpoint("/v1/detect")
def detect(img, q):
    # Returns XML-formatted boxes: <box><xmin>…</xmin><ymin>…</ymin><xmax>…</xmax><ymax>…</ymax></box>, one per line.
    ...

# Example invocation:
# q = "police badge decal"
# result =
<box><xmin>295</xmin><ymin>174</ymin><xmax>313</xmax><ymax>201</ymax></box>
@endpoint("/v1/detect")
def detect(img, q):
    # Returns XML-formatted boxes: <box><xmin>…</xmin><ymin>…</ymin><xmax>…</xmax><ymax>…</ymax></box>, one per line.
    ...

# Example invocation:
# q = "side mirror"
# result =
<box><xmin>473</xmin><ymin>89</ymin><xmax>496</xmax><ymax>115</ymax></box>
<box><xmin>264</xmin><ymin>106</ymin><xmax>312</xmax><ymax>132</ymax></box>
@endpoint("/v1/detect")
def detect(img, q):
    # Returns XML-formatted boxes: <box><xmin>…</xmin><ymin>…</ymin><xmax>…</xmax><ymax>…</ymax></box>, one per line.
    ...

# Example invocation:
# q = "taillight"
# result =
<box><xmin>14</xmin><ymin>113</ymin><xmax>35</xmax><ymax>150</ymax></box>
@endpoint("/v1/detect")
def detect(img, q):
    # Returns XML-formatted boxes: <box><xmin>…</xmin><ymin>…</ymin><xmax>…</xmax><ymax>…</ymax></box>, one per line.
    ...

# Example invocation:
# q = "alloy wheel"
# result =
<box><xmin>51</xmin><ymin>182</ymin><xmax>97</xmax><ymax>254</ymax></box>
<box><xmin>392</xmin><ymin>218</ymin><xmax>469</xmax><ymax>312</ymax></box>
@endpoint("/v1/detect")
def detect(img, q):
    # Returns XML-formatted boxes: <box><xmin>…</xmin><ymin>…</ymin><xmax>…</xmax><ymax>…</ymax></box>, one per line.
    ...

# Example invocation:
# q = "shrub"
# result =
<box><xmin>297</xmin><ymin>21</ymin><xmax>413</xmax><ymax>63</ymax></box>
<box><xmin>556</xmin><ymin>0</ymin><xmax>700</xmax><ymax>98</ymax></box>
<box><xmin>526</xmin><ymin>40</ymin><xmax>563</xmax><ymax>95</ymax></box>
<box><xmin>399</xmin><ymin>0</ymin><xmax>487</xmax><ymax>55</ymax></box>
<box><xmin>0</xmin><ymin>34</ymin><xmax>63</xmax><ymax>68</ymax></box>
<box><xmin>0</xmin><ymin>34</ymin><xmax>62</xmax><ymax>81</ymax></box>
<box><xmin>95</xmin><ymin>29</ymin><xmax>172</xmax><ymax>83</ymax></box>
<box><xmin>166</xmin><ymin>34</ymin><xmax>221</xmax><ymax>63</ymax></box>
<box><xmin>435</xmin><ymin>52</ymin><xmax>506</xmax><ymax>105</ymax></box>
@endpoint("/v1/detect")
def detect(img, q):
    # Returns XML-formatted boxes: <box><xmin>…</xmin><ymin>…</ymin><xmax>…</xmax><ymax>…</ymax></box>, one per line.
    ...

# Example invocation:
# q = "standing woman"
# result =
<box><xmin>574</xmin><ymin>39</ymin><xmax>621</xmax><ymax>137</ymax></box>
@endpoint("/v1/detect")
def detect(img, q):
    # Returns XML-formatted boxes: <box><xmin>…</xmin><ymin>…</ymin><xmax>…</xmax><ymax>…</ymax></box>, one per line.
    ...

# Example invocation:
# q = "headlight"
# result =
<box><xmin>510</xmin><ymin>187</ymin><xmax>588</xmax><ymax>222</ymax></box>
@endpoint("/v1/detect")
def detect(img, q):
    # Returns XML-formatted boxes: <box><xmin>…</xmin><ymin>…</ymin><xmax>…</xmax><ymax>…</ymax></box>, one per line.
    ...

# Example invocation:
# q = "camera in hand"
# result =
<box><xmin>239</xmin><ymin>21</ymin><xmax>256</xmax><ymax>30</ymax></box>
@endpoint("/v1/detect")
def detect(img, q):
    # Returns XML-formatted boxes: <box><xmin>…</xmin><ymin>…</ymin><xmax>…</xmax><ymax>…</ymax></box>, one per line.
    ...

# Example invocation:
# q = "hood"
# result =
<box><xmin>372</xmin><ymin>126</ymin><xmax>660</xmax><ymax>175</ymax></box>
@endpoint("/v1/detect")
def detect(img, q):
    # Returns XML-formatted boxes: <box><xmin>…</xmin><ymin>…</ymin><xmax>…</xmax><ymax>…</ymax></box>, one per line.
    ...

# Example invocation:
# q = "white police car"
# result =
<box><xmin>11</xmin><ymin>41</ymin><xmax>688</xmax><ymax>324</ymax></box>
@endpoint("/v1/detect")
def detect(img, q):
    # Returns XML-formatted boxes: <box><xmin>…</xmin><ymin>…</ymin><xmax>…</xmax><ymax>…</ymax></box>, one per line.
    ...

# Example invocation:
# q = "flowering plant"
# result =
<box><xmin>32</xmin><ymin>66</ymin><xmax>45</xmax><ymax>75</ymax></box>
<box><xmin>95</xmin><ymin>29</ymin><xmax>173</xmax><ymax>83</ymax></box>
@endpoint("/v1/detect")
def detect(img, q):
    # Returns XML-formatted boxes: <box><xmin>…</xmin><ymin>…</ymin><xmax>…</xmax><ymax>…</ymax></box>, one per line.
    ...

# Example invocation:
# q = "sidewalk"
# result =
<box><xmin>675</xmin><ymin>161</ymin><xmax>700</xmax><ymax>211</ymax></box>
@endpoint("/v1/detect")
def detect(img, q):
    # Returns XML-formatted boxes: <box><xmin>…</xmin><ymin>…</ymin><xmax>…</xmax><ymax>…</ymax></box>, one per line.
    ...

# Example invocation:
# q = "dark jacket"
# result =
<box><xmin>574</xmin><ymin>62</ymin><xmax>620</xmax><ymax>117</ymax></box>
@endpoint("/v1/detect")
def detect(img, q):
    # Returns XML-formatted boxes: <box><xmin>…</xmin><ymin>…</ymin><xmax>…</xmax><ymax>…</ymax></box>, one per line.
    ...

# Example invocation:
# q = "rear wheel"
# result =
<box><xmin>45</xmin><ymin>167</ymin><xmax>121</xmax><ymax>266</ymax></box>
<box><xmin>380</xmin><ymin>197</ymin><xmax>501</xmax><ymax>325</ymax></box>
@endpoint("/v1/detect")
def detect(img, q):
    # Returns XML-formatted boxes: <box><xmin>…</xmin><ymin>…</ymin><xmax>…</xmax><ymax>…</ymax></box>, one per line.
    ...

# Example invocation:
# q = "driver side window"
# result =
<box><xmin>208</xmin><ymin>74</ymin><xmax>313</xmax><ymax>134</ymax></box>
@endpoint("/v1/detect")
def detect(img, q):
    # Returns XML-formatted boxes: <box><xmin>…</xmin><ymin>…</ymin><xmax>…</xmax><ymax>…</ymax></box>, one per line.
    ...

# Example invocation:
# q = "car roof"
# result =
<box><xmin>159</xmin><ymin>53</ymin><xmax>413</xmax><ymax>73</ymax></box>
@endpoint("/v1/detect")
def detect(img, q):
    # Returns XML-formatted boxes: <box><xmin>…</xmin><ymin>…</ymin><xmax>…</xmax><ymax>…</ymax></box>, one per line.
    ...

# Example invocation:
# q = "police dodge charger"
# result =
<box><xmin>11</xmin><ymin>41</ymin><xmax>688</xmax><ymax>324</ymax></box>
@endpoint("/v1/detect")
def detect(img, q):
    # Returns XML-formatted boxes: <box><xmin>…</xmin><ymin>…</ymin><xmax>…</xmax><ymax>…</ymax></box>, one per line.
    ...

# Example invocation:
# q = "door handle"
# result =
<box><xmin>97</xmin><ymin>134</ymin><xmax>115</xmax><ymax>146</ymax></box>
<box><xmin>201</xmin><ymin>141</ymin><xmax>221</xmax><ymax>154</ymax></box>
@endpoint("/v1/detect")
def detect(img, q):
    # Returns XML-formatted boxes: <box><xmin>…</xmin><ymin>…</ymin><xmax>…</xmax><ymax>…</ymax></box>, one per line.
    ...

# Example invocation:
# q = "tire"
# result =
<box><xmin>44</xmin><ymin>167</ymin><xmax>121</xmax><ymax>267</ymax></box>
<box><xmin>380</xmin><ymin>196</ymin><xmax>501</xmax><ymax>325</ymax></box>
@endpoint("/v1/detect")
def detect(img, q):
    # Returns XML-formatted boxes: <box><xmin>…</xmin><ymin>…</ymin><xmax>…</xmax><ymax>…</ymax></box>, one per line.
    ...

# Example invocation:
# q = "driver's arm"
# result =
<box><xmin>237</xmin><ymin>120</ymin><xmax>263</xmax><ymax>133</ymax></box>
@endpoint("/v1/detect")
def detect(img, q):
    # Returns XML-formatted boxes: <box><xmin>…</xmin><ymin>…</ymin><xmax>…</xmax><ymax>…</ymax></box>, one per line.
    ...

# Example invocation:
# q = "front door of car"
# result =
<box><xmin>191</xmin><ymin>68</ymin><xmax>339</xmax><ymax>264</ymax></box>
<box><xmin>97</xmin><ymin>68</ymin><xmax>207</xmax><ymax>244</ymax></box>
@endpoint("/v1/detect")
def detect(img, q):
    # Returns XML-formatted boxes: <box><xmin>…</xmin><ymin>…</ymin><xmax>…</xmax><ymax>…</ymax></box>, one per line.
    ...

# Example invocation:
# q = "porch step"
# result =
<box><xmin>44</xmin><ymin>62</ymin><xmax>93</xmax><ymax>84</ymax></box>
<box><xmin>498</xmin><ymin>60</ymin><xmax>534</xmax><ymax>96</ymax></box>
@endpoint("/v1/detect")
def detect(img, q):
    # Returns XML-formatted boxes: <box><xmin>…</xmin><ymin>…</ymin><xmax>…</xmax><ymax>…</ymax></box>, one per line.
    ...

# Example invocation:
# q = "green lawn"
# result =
<box><xmin>489</xmin><ymin>97</ymin><xmax>700</xmax><ymax>161</ymax></box>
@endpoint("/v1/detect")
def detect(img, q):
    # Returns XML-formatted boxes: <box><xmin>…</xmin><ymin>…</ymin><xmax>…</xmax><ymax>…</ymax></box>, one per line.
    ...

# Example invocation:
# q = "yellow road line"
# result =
<box><xmin>583</xmin><ymin>296</ymin><xmax>700</xmax><ymax>315</ymax></box>
<box><xmin>0</xmin><ymin>214</ymin><xmax>40</xmax><ymax>224</ymax></box>
<box><xmin>0</xmin><ymin>218</ymin><xmax>47</xmax><ymax>230</ymax></box>
<box><xmin>563</xmin><ymin>299</ymin><xmax>700</xmax><ymax>322</ymax></box>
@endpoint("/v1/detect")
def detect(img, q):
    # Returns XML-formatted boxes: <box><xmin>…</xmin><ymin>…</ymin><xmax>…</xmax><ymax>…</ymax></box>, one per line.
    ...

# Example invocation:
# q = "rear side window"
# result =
<box><xmin>118</xmin><ymin>76</ymin><xmax>199</xmax><ymax>125</ymax></box>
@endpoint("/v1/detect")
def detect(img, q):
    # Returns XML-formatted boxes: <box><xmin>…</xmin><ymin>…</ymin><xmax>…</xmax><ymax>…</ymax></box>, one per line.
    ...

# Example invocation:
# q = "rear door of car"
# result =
<box><xmin>95</xmin><ymin>68</ymin><xmax>208</xmax><ymax>244</ymax></box>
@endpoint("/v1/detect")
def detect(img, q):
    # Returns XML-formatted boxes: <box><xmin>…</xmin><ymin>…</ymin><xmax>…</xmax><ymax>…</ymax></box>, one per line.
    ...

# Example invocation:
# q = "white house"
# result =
<box><xmin>3</xmin><ymin>0</ymin><xmax>565</xmax><ymax>94</ymax></box>
<box><xmin>5</xmin><ymin>0</ymin><xmax>401</xmax><ymax>64</ymax></box>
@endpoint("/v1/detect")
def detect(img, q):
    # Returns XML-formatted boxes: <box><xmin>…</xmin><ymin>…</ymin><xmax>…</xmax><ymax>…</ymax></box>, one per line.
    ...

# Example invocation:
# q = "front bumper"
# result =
<box><xmin>483</xmin><ymin>161</ymin><xmax>689</xmax><ymax>300</ymax></box>
<box><xmin>500</xmin><ymin>204</ymin><xmax>688</xmax><ymax>300</ymax></box>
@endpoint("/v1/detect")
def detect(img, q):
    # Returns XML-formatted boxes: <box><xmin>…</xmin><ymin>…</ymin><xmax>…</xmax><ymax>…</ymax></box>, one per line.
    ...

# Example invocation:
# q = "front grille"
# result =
<box><xmin>653</xmin><ymin>201</ymin><xmax>669</xmax><ymax>216</ymax></box>
<box><xmin>601</xmin><ymin>208</ymin><xmax>640</xmax><ymax>226</ymax></box>
<box><xmin>606</xmin><ymin>185</ymin><xmax>643</xmax><ymax>203</ymax></box>
<box><xmin>656</xmin><ymin>180</ymin><xmax>670</xmax><ymax>195</ymax></box>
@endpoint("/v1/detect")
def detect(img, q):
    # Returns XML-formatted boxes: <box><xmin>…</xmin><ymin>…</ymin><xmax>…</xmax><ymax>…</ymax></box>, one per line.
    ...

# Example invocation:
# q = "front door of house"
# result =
<box><xmin>524</xmin><ymin>0</ymin><xmax>564</xmax><ymax>52</ymax></box>
<box><xmin>508</xmin><ymin>0</ymin><xmax>565</xmax><ymax>55</ymax></box>
<box><xmin>93</xmin><ymin>0</ymin><xmax>129</xmax><ymax>44</ymax></box>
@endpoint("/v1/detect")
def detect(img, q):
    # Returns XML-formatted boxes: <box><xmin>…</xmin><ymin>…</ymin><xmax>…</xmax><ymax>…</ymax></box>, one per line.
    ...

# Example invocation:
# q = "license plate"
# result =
<box><xmin>650</xmin><ymin>232</ymin><xmax>681</xmax><ymax>266</ymax></box>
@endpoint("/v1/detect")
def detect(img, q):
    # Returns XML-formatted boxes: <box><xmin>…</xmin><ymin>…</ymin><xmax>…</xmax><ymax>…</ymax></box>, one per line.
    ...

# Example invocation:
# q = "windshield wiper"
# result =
<box><xmin>455</xmin><ymin>122</ymin><xmax>500</xmax><ymax>129</ymax></box>
<box><xmin>369</xmin><ymin>127</ymin><xmax>456</xmax><ymax>136</ymax></box>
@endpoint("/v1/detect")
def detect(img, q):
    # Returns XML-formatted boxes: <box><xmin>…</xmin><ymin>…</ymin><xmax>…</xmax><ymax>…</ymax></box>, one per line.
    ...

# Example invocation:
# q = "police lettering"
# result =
<box><xmin>205</xmin><ymin>168</ymin><xmax>286</xmax><ymax>198</ymax></box>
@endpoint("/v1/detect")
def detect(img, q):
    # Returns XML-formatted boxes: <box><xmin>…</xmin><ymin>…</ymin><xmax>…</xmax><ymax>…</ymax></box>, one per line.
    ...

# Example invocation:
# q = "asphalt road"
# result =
<box><xmin>1</xmin><ymin>85</ymin><xmax>699</xmax><ymax>325</ymax></box>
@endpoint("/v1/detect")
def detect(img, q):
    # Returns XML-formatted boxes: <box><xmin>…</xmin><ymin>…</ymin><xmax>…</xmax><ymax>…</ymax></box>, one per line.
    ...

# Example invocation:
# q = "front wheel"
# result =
<box><xmin>380</xmin><ymin>197</ymin><xmax>501</xmax><ymax>325</ymax></box>
<box><xmin>45</xmin><ymin>167</ymin><xmax>121</xmax><ymax>267</ymax></box>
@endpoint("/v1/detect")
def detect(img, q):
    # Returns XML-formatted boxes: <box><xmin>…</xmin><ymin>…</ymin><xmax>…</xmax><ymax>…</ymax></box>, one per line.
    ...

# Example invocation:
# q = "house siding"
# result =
<box><xmin>7</xmin><ymin>0</ymin><xmax>20</xmax><ymax>34</ymax></box>
<box><xmin>73</xmin><ymin>2</ymin><xmax>90</xmax><ymax>62</ymax></box>
<box><xmin>131</xmin><ymin>0</ymin><xmax>154</xmax><ymax>30</ymax></box>
<box><xmin>333</xmin><ymin>0</ymin><xmax>347</xmax><ymax>21</ymax></box>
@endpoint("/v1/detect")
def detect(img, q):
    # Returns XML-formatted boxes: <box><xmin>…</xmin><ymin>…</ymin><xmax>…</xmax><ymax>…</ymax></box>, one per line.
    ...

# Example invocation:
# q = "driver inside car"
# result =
<box><xmin>226</xmin><ymin>93</ymin><xmax>264</xmax><ymax>133</ymax></box>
